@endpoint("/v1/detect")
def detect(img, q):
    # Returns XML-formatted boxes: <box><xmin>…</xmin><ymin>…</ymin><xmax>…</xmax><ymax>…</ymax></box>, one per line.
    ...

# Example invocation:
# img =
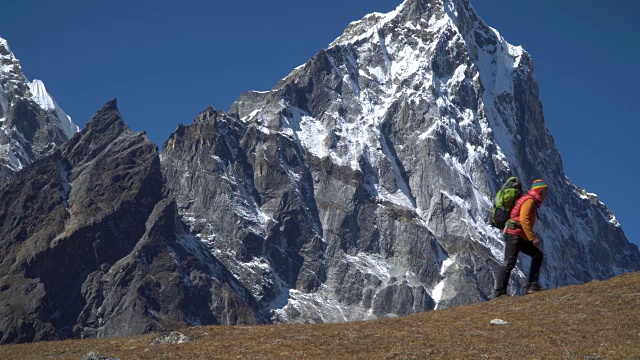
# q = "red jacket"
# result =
<box><xmin>504</xmin><ymin>189</ymin><xmax>543</xmax><ymax>241</ymax></box>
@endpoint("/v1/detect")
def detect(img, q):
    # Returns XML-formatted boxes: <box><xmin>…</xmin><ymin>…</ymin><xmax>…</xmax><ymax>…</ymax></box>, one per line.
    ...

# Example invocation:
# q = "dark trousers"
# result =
<box><xmin>495</xmin><ymin>233</ymin><xmax>544</xmax><ymax>294</ymax></box>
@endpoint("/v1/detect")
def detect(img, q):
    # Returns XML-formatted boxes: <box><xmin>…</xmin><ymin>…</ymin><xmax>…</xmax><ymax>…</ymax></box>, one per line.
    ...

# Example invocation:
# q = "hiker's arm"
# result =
<box><xmin>519</xmin><ymin>199</ymin><xmax>536</xmax><ymax>241</ymax></box>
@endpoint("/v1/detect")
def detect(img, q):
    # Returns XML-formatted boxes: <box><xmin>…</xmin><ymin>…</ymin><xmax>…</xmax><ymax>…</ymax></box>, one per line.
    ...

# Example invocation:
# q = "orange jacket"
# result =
<box><xmin>505</xmin><ymin>190</ymin><xmax>543</xmax><ymax>241</ymax></box>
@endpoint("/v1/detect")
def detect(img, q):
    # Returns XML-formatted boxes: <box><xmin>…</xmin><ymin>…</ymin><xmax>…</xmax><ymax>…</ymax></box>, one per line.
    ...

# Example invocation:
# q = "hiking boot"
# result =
<box><xmin>526</xmin><ymin>283</ymin><xmax>546</xmax><ymax>294</ymax></box>
<box><xmin>493</xmin><ymin>290</ymin><xmax>508</xmax><ymax>299</ymax></box>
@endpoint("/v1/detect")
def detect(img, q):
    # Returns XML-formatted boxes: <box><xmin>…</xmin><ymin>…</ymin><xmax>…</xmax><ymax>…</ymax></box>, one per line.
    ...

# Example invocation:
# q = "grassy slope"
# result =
<box><xmin>1</xmin><ymin>271</ymin><xmax>639</xmax><ymax>359</ymax></box>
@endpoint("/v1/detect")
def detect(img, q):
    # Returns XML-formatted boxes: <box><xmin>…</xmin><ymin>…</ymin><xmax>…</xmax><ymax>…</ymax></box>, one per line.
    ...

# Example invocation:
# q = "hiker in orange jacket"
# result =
<box><xmin>494</xmin><ymin>179</ymin><xmax>549</xmax><ymax>298</ymax></box>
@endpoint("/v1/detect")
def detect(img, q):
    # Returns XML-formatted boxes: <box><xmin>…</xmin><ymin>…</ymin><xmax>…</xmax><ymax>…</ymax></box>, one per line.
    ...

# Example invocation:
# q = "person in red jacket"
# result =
<box><xmin>494</xmin><ymin>179</ymin><xmax>549</xmax><ymax>298</ymax></box>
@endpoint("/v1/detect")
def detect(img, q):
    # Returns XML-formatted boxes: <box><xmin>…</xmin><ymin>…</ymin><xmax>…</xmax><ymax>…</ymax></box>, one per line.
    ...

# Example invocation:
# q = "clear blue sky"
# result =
<box><xmin>1</xmin><ymin>0</ymin><xmax>638</xmax><ymax>246</ymax></box>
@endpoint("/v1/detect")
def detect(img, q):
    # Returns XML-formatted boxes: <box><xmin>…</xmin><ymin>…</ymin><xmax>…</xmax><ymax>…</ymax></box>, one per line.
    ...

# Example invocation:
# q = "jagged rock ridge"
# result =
<box><xmin>0</xmin><ymin>101</ymin><xmax>257</xmax><ymax>343</ymax></box>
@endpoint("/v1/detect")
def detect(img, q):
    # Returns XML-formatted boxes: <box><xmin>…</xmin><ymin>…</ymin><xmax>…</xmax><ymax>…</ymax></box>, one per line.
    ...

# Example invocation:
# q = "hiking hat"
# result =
<box><xmin>531</xmin><ymin>179</ymin><xmax>548</xmax><ymax>192</ymax></box>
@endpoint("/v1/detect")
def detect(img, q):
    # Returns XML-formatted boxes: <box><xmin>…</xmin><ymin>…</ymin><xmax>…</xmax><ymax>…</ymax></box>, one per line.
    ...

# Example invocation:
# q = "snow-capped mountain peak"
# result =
<box><xmin>221</xmin><ymin>0</ymin><xmax>640</xmax><ymax>321</ymax></box>
<box><xmin>27</xmin><ymin>79</ymin><xmax>55</xmax><ymax>111</ymax></box>
<box><xmin>0</xmin><ymin>36</ymin><xmax>79</xmax><ymax>183</ymax></box>
<box><xmin>27</xmin><ymin>79</ymin><xmax>79</xmax><ymax>138</ymax></box>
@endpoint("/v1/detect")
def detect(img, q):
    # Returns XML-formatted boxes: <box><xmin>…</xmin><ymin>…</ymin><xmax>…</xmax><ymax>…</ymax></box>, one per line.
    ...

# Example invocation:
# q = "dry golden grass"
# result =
<box><xmin>2</xmin><ymin>271</ymin><xmax>639</xmax><ymax>359</ymax></box>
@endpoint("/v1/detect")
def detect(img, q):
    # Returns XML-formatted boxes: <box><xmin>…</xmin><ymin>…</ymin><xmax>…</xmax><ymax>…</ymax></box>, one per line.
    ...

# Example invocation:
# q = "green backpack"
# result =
<box><xmin>490</xmin><ymin>177</ymin><xmax>523</xmax><ymax>229</ymax></box>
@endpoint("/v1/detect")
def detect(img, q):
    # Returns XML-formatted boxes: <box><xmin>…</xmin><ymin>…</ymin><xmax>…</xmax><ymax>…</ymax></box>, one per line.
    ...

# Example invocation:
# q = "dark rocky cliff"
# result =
<box><xmin>0</xmin><ymin>101</ymin><xmax>257</xmax><ymax>343</ymax></box>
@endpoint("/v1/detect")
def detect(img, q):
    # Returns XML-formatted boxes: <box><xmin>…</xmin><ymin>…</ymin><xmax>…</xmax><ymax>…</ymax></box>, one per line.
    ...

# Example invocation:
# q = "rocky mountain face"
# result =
<box><xmin>162</xmin><ymin>0</ymin><xmax>640</xmax><ymax>322</ymax></box>
<box><xmin>1</xmin><ymin>0</ymin><xmax>639</xmax><ymax>344</ymax></box>
<box><xmin>0</xmin><ymin>37</ymin><xmax>79</xmax><ymax>185</ymax></box>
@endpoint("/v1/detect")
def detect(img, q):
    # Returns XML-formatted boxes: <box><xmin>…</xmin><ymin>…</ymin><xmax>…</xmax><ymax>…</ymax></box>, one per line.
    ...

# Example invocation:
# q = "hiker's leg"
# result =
<box><xmin>520</xmin><ymin>240</ymin><xmax>544</xmax><ymax>284</ymax></box>
<box><xmin>495</xmin><ymin>234</ymin><xmax>520</xmax><ymax>294</ymax></box>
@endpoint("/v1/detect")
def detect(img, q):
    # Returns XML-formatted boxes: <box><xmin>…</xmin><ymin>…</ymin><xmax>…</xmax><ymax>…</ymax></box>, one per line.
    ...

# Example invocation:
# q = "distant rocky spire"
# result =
<box><xmin>0</xmin><ymin>37</ymin><xmax>80</xmax><ymax>185</ymax></box>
